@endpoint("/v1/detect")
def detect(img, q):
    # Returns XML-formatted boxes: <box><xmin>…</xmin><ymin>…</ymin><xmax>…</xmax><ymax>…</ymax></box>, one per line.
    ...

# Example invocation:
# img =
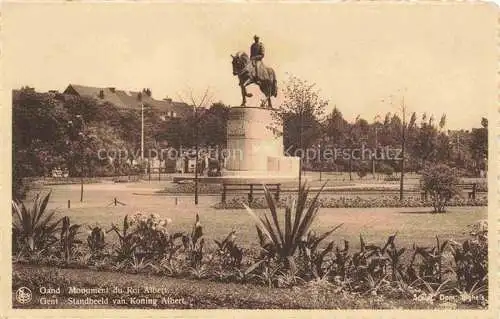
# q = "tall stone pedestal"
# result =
<box><xmin>224</xmin><ymin>107</ymin><xmax>299</xmax><ymax>180</ymax></box>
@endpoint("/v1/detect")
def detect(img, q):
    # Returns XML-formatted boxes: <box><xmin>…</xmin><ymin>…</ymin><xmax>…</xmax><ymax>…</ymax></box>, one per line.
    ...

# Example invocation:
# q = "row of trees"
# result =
<box><xmin>273</xmin><ymin>75</ymin><xmax>488</xmax><ymax>178</ymax></box>
<box><xmin>12</xmin><ymin>87</ymin><xmax>230</xmax><ymax>198</ymax></box>
<box><xmin>13</xmin><ymin>79</ymin><xmax>488</xmax><ymax>197</ymax></box>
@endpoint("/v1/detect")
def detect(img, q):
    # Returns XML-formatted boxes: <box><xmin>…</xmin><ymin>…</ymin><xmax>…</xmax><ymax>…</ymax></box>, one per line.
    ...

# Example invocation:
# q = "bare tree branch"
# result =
<box><xmin>177</xmin><ymin>86</ymin><xmax>214</xmax><ymax>109</ymax></box>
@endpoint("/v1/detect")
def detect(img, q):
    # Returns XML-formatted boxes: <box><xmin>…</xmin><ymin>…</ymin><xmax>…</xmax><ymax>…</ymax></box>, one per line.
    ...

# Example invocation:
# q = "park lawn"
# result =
<box><xmin>29</xmin><ymin>183</ymin><xmax>487</xmax><ymax>254</ymax></box>
<box><xmin>61</xmin><ymin>206</ymin><xmax>486</xmax><ymax>252</ymax></box>
<box><xmin>13</xmin><ymin>183</ymin><xmax>489</xmax><ymax>310</ymax></box>
<box><xmin>21</xmin><ymin>182</ymin><xmax>488</xmax><ymax>258</ymax></box>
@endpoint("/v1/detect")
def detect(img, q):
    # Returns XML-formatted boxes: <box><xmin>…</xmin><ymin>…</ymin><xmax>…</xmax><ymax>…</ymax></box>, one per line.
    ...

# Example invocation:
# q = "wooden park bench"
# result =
<box><xmin>221</xmin><ymin>183</ymin><xmax>281</xmax><ymax>204</ymax></box>
<box><xmin>419</xmin><ymin>182</ymin><xmax>482</xmax><ymax>201</ymax></box>
<box><xmin>460</xmin><ymin>183</ymin><xmax>480</xmax><ymax>200</ymax></box>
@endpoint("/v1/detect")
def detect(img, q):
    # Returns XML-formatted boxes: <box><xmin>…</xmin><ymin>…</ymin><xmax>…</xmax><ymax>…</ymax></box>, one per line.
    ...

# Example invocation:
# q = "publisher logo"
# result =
<box><xmin>15</xmin><ymin>287</ymin><xmax>32</xmax><ymax>304</ymax></box>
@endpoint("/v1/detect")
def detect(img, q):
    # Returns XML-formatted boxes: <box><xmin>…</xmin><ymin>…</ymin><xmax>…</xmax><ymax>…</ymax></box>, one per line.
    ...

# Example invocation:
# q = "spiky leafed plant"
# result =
<box><xmin>299</xmin><ymin>226</ymin><xmax>343</xmax><ymax>279</ymax></box>
<box><xmin>182</xmin><ymin>214</ymin><xmax>204</xmax><ymax>268</ymax></box>
<box><xmin>60</xmin><ymin>216</ymin><xmax>82</xmax><ymax>263</ymax></box>
<box><xmin>413</xmin><ymin>236</ymin><xmax>449</xmax><ymax>284</ymax></box>
<box><xmin>214</xmin><ymin>231</ymin><xmax>243</xmax><ymax>268</ymax></box>
<box><xmin>12</xmin><ymin>192</ymin><xmax>62</xmax><ymax>253</ymax></box>
<box><xmin>129</xmin><ymin>254</ymin><xmax>153</xmax><ymax>274</ymax></box>
<box><xmin>87</xmin><ymin>225</ymin><xmax>106</xmax><ymax>254</ymax></box>
<box><xmin>244</xmin><ymin>182</ymin><xmax>341</xmax><ymax>272</ymax></box>
<box><xmin>384</xmin><ymin>234</ymin><xmax>406</xmax><ymax>281</ymax></box>
<box><xmin>449</xmin><ymin>237</ymin><xmax>488</xmax><ymax>291</ymax></box>
<box><xmin>333</xmin><ymin>240</ymin><xmax>351</xmax><ymax>280</ymax></box>
<box><xmin>107</xmin><ymin>215</ymin><xmax>138</xmax><ymax>262</ymax></box>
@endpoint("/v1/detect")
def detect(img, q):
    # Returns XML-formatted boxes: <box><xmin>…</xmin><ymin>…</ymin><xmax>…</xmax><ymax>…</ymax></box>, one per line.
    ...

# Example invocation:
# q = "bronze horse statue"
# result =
<box><xmin>231</xmin><ymin>51</ymin><xmax>277</xmax><ymax>108</ymax></box>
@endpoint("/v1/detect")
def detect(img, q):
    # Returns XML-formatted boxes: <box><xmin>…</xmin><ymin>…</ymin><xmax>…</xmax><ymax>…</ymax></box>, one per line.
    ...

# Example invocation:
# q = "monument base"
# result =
<box><xmin>224</xmin><ymin>106</ymin><xmax>300</xmax><ymax>181</ymax></box>
<box><xmin>223</xmin><ymin>155</ymin><xmax>299</xmax><ymax>177</ymax></box>
<box><xmin>173</xmin><ymin>106</ymin><xmax>300</xmax><ymax>185</ymax></box>
<box><xmin>173</xmin><ymin>174</ymin><xmax>298</xmax><ymax>185</ymax></box>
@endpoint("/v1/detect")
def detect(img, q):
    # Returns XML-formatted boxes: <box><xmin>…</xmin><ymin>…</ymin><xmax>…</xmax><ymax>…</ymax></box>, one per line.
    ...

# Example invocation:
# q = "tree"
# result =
<box><xmin>177</xmin><ymin>87</ymin><xmax>214</xmax><ymax>205</ymax></box>
<box><xmin>324</xmin><ymin>106</ymin><xmax>347</xmax><ymax>145</ymax></box>
<box><xmin>340</xmin><ymin>116</ymin><xmax>367</xmax><ymax>181</ymax></box>
<box><xmin>439</xmin><ymin>114</ymin><xmax>446</xmax><ymax>131</ymax></box>
<box><xmin>282</xmin><ymin>111</ymin><xmax>323</xmax><ymax>158</ymax></box>
<box><xmin>435</xmin><ymin>131</ymin><xmax>451</xmax><ymax>165</ymax></box>
<box><xmin>421</xmin><ymin>164</ymin><xmax>460</xmax><ymax>213</ymax></box>
<box><xmin>380</xmin><ymin>95</ymin><xmax>415</xmax><ymax>201</ymax></box>
<box><xmin>155</xmin><ymin>117</ymin><xmax>185</xmax><ymax>150</ymax></box>
<box><xmin>469</xmin><ymin>118</ymin><xmax>488</xmax><ymax>176</ymax></box>
<box><xmin>414</xmin><ymin>123</ymin><xmax>438</xmax><ymax>166</ymax></box>
<box><xmin>66</xmin><ymin>115</ymin><xmax>100</xmax><ymax>201</ymax></box>
<box><xmin>377</xmin><ymin>112</ymin><xmax>403</xmax><ymax>155</ymax></box>
<box><xmin>272</xmin><ymin>75</ymin><xmax>328</xmax><ymax>185</ymax></box>
<box><xmin>198</xmin><ymin>102</ymin><xmax>230</xmax><ymax>148</ymax></box>
<box><xmin>12</xmin><ymin>87</ymin><xmax>68</xmax><ymax>198</ymax></box>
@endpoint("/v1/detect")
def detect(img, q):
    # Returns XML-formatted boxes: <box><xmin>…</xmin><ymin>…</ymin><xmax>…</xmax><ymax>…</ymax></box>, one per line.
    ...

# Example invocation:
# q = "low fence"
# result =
<box><xmin>24</xmin><ymin>173</ymin><xmax>178</xmax><ymax>186</ymax></box>
<box><xmin>27</xmin><ymin>175</ymin><xmax>142</xmax><ymax>185</ymax></box>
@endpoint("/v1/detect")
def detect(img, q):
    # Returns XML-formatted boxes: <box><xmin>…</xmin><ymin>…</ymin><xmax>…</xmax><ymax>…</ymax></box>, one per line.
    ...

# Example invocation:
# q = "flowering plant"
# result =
<box><xmin>130</xmin><ymin>212</ymin><xmax>172</xmax><ymax>233</ymax></box>
<box><xmin>129</xmin><ymin>212</ymin><xmax>177</xmax><ymax>259</ymax></box>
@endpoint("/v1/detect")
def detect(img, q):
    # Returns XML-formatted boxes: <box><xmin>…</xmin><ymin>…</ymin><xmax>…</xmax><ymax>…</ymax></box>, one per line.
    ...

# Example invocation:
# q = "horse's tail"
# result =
<box><xmin>271</xmin><ymin>69</ymin><xmax>278</xmax><ymax>97</ymax></box>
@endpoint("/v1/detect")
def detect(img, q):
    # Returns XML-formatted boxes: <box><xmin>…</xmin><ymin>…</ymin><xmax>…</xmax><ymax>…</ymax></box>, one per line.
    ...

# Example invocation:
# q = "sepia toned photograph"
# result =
<box><xmin>2</xmin><ymin>1</ymin><xmax>497</xmax><ymax>315</ymax></box>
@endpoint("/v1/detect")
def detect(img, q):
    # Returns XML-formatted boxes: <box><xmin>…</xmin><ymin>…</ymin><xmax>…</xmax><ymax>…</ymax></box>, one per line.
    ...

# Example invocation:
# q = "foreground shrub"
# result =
<box><xmin>59</xmin><ymin>216</ymin><xmax>82</xmax><ymax>264</ymax></box>
<box><xmin>12</xmin><ymin>192</ymin><xmax>61</xmax><ymax>253</ymax></box>
<box><xmin>104</xmin><ymin>212</ymin><xmax>208</xmax><ymax>275</ymax></box>
<box><xmin>11</xmin><ymin>214</ymin><xmax>488</xmax><ymax>307</ymax></box>
<box><xmin>421</xmin><ymin>164</ymin><xmax>461</xmax><ymax>213</ymax></box>
<box><xmin>410</xmin><ymin>236</ymin><xmax>450</xmax><ymax>284</ymax></box>
<box><xmin>182</xmin><ymin>214</ymin><xmax>205</xmax><ymax>269</ymax></box>
<box><xmin>87</xmin><ymin>225</ymin><xmax>106</xmax><ymax>255</ymax></box>
<box><xmin>214</xmin><ymin>231</ymin><xmax>243</xmax><ymax>269</ymax></box>
<box><xmin>298</xmin><ymin>230</ymin><xmax>338</xmax><ymax>280</ymax></box>
<box><xmin>244</xmin><ymin>182</ymin><xmax>343</xmax><ymax>275</ymax></box>
<box><xmin>130</xmin><ymin>212</ymin><xmax>182</xmax><ymax>261</ymax></box>
<box><xmin>107</xmin><ymin>215</ymin><xmax>138</xmax><ymax>262</ymax></box>
<box><xmin>106</xmin><ymin>213</ymin><xmax>185</xmax><ymax>264</ymax></box>
<box><xmin>449</xmin><ymin>220</ymin><xmax>488</xmax><ymax>294</ymax></box>
<box><xmin>15</xmin><ymin>264</ymin><xmax>472</xmax><ymax>309</ymax></box>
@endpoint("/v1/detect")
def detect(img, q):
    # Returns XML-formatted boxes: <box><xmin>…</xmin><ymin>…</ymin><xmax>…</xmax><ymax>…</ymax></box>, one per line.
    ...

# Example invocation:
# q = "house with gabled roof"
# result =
<box><xmin>63</xmin><ymin>84</ymin><xmax>192</xmax><ymax>119</ymax></box>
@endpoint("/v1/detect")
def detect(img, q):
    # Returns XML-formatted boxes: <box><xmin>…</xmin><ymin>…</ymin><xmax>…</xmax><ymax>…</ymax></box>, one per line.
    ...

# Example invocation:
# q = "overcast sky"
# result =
<box><xmin>2</xmin><ymin>2</ymin><xmax>497</xmax><ymax>129</ymax></box>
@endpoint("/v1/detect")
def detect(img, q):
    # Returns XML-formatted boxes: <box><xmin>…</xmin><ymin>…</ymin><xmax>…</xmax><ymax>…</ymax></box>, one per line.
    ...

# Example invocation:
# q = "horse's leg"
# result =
<box><xmin>240</xmin><ymin>84</ymin><xmax>246</xmax><ymax>106</ymax></box>
<box><xmin>263</xmin><ymin>82</ymin><xmax>272</xmax><ymax>108</ymax></box>
<box><xmin>241</xmin><ymin>75</ymin><xmax>253</xmax><ymax>98</ymax></box>
<box><xmin>243</xmin><ymin>78</ymin><xmax>253</xmax><ymax>98</ymax></box>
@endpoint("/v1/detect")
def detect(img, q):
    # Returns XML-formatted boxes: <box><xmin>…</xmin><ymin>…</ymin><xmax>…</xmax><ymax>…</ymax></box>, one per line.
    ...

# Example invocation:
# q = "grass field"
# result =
<box><xmin>14</xmin><ymin>181</ymin><xmax>489</xmax><ymax>310</ymax></box>
<box><xmin>24</xmin><ymin>181</ymin><xmax>487</xmax><ymax>253</ymax></box>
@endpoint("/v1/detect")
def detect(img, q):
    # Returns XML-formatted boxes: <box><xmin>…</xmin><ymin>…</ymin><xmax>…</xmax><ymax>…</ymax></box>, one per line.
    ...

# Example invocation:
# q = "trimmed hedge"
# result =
<box><xmin>213</xmin><ymin>195</ymin><xmax>487</xmax><ymax>210</ymax></box>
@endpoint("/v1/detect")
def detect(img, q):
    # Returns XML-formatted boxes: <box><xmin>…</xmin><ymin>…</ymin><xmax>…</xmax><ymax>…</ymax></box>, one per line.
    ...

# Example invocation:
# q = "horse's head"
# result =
<box><xmin>231</xmin><ymin>52</ymin><xmax>249</xmax><ymax>76</ymax></box>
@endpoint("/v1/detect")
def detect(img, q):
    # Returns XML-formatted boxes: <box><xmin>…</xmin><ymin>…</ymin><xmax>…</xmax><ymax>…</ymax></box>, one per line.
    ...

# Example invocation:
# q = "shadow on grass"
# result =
<box><xmin>397</xmin><ymin>210</ymin><xmax>439</xmax><ymax>215</ymax></box>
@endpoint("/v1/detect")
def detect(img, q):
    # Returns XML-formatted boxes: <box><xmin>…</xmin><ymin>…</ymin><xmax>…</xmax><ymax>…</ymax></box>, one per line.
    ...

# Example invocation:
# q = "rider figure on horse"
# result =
<box><xmin>231</xmin><ymin>36</ymin><xmax>276</xmax><ymax>107</ymax></box>
<box><xmin>250</xmin><ymin>35</ymin><xmax>265</xmax><ymax>85</ymax></box>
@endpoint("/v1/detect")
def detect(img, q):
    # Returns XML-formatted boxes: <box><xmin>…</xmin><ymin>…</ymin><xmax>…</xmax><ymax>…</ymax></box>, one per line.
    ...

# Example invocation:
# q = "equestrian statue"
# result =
<box><xmin>231</xmin><ymin>35</ymin><xmax>277</xmax><ymax>108</ymax></box>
